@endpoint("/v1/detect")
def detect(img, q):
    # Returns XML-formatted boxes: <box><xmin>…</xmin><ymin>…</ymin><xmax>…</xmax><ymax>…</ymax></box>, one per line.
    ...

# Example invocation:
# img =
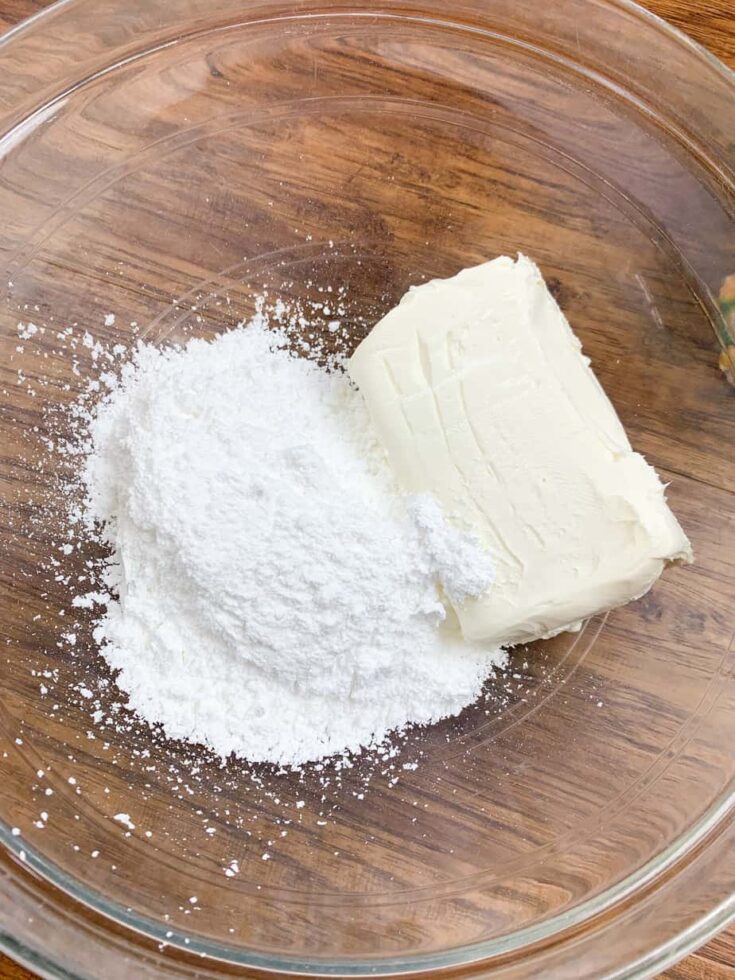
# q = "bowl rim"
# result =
<box><xmin>2</xmin><ymin>783</ymin><xmax>735</xmax><ymax>977</ymax></box>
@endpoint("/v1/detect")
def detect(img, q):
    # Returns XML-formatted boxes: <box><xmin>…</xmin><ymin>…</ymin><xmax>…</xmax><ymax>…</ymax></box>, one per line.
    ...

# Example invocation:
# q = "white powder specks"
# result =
<box><xmin>17</xmin><ymin>322</ymin><xmax>39</xmax><ymax>340</ymax></box>
<box><xmin>78</xmin><ymin>319</ymin><xmax>504</xmax><ymax>767</ymax></box>
<box><xmin>113</xmin><ymin>812</ymin><xmax>135</xmax><ymax>830</ymax></box>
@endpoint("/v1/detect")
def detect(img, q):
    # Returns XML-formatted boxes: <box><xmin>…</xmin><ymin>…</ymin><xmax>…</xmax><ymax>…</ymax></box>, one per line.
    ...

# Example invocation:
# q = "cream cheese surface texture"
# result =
<box><xmin>348</xmin><ymin>254</ymin><xmax>692</xmax><ymax>647</ymax></box>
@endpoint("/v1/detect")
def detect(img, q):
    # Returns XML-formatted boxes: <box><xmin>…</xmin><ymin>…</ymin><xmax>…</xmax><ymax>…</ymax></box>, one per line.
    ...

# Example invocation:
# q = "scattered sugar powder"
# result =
<box><xmin>77</xmin><ymin>318</ymin><xmax>505</xmax><ymax>767</ymax></box>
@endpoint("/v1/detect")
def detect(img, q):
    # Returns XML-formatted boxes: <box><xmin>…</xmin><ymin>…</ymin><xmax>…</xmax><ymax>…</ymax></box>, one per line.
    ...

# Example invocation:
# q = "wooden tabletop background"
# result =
<box><xmin>0</xmin><ymin>0</ymin><xmax>732</xmax><ymax>978</ymax></box>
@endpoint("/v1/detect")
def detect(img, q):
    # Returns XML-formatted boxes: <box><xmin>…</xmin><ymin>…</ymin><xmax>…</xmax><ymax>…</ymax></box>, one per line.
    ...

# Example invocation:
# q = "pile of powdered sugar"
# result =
<box><xmin>75</xmin><ymin>317</ymin><xmax>504</xmax><ymax>767</ymax></box>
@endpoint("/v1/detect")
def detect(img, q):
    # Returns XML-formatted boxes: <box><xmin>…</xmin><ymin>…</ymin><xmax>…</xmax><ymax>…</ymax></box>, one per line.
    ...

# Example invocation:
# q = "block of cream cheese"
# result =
<box><xmin>348</xmin><ymin>254</ymin><xmax>692</xmax><ymax>646</ymax></box>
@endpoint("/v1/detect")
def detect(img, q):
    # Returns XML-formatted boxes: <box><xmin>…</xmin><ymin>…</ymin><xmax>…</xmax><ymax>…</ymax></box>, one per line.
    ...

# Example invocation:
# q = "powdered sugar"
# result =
<box><xmin>78</xmin><ymin>318</ymin><xmax>504</xmax><ymax>767</ymax></box>
<box><xmin>408</xmin><ymin>494</ymin><xmax>496</xmax><ymax>605</ymax></box>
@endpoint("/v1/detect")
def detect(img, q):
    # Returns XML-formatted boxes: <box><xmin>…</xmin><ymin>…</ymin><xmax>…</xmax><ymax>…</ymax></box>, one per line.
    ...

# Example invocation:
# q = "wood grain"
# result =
<box><xmin>0</xmin><ymin>961</ymin><xmax>30</xmax><ymax>980</ymax></box>
<box><xmin>0</xmin><ymin>0</ymin><xmax>733</xmax><ymax>978</ymax></box>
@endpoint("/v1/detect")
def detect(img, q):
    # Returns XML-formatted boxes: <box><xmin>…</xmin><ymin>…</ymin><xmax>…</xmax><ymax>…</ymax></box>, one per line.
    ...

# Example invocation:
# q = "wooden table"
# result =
<box><xmin>0</xmin><ymin>0</ymin><xmax>732</xmax><ymax>977</ymax></box>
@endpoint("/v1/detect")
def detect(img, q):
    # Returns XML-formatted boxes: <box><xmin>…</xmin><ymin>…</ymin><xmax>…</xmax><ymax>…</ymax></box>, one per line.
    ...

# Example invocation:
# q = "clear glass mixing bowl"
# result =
<box><xmin>0</xmin><ymin>0</ymin><xmax>734</xmax><ymax>977</ymax></box>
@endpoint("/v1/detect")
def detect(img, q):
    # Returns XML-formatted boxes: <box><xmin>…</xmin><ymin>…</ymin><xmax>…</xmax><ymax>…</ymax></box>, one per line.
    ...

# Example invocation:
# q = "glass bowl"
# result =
<box><xmin>1</xmin><ymin>0</ymin><xmax>734</xmax><ymax>977</ymax></box>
